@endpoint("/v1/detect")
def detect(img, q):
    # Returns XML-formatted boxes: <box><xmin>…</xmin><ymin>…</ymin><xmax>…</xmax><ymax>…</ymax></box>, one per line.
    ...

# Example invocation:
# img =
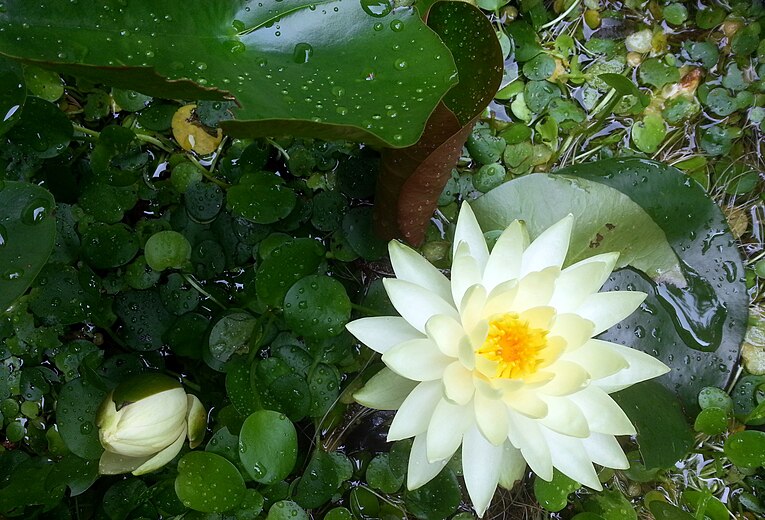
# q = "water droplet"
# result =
<box><xmin>389</xmin><ymin>19</ymin><xmax>403</xmax><ymax>31</ymax></box>
<box><xmin>21</xmin><ymin>198</ymin><xmax>51</xmax><ymax>225</ymax></box>
<box><xmin>80</xmin><ymin>421</ymin><xmax>94</xmax><ymax>434</ymax></box>
<box><xmin>394</xmin><ymin>58</ymin><xmax>408</xmax><ymax>70</ymax></box>
<box><xmin>292</xmin><ymin>42</ymin><xmax>313</xmax><ymax>64</ymax></box>
<box><xmin>360</xmin><ymin>0</ymin><xmax>392</xmax><ymax>17</ymax></box>
<box><xmin>0</xmin><ymin>224</ymin><xmax>6</xmax><ymax>248</ymax></box>
<box><xmin>229</xmin><ymin>41</ymin><xmax>246</xmax><ymax>54</ymax></box>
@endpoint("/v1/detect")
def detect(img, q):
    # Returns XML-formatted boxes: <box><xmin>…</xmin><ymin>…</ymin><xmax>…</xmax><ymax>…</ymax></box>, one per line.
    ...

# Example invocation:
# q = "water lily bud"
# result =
<box><xmin>96</xmin><ymin>372</ymin><xmax>207</xmax><ymax>475</ymax></box>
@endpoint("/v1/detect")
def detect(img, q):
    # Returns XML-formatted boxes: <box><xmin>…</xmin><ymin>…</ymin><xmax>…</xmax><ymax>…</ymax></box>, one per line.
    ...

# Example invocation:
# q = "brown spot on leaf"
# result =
<box><xmin>589</xmin><ymin>233</ymin><xmax>604</xmax><ymax>248</ymax></box>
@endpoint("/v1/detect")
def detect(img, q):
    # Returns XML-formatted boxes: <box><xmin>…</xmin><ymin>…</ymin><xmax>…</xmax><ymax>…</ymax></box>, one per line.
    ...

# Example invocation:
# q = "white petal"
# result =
<box><xmin>460</xmin><ymin>284</ymin><xmax>487</xmax><ymax>333</ymax></box>
<box><xmin>453</xmin><ymin>203</ymin><xmax>489</xmax><ymax>272</ymax></box>
<box><xmin>543</xmin><ymin>428</ymin><xmax>602</xmax><ymax>490</ymax></box>
<box><xmin>562</xmin><ymin>339</ymin><xmax>629</xmax><ymax>379</ymax></box>
<box><xmin>503</xmin><ymin>388</ymin><xmax>548</xmax><ymax>418</ymax></box>
<box><xmin>354</xmin><ymin>368</ymin><xmax>419</xmax><ymax>410</ymax></box>
<box><xmin>426</xmin><ymin>399</ymin><xmax>473</xmax><ymax>462</ymax></box>
<box><xmin>510</xmin><ymin>267</ymin><xmax>558</xmax><ymax>313</ymax></box>
<box><xmin>498</xmin><ymin>442</ymin><xmax>526</xmax><ymax>490</ymax></box>
<box><xmin>426</xmin><ymin>314</ymin><xmax>466</xmax><ymax>358</ymax></box>
<box><xmin>383</xmin><ymin>278</ymin><xmax>459</xmax><ymax>333</ymax></box>
<box><xmin>462</xmin><ymin>425</ymin><xmax>503</xmax><ymax>517</ymax></box>
<box><xmin>576</xmin><ymin>291</ymin><xmax>646</xmax><ymax>335</ymax></box>
<box><xmin>567</xmin><ymin>386</ymin><xmax>635</xmax><ymax>435</ymax></box>
<box><xmin>548</xmin><ymin>313</ymin><xmax>595</xmax><ymax>352</ymax></box>
<box><xmin>483</xmin><ymin>220</ymin><xmax>527</xmax><ymax>292</ymax></box>
<box><xmin>591</xmin><ymin>343</ymin><xmax>671</xmax><ymax>393</ymax></box>
<box><xmin>538</xmin><ymin>361</ymin><xmax>591</xmax><ymax>396</ymax></box>
<box><xmin>99</xmin><ymin>451</ymin><xmax>150</xmax><ymax>475</ymax></box>
<box><xmin>452</xmin><ymin>242</ymin><xmax>484</xmax><ymax>310</ymax></box>
<box><xmin>538</xmin><ymin>395</ymin><xmax>590</xmax><ymax>437</ymax></box>
<box><xmin>407</xmin><ymin>434</ymin><xmax>448</xmax><ymax>490</ymax></box>
<box><xmin>507</xmin><ymin>410</ymin><xmax>552</xmax><ymax>480</ymax></box>
<box><xmin>520</xmin><ymin>214</ymin><xmax>573</xmax><ymax>277</ymax></box>
<box><xmin>482</xmin><ymin>280</ymin><xmax>519</xmax><ymax>317</ymax></box>
<box><xmin>442</xmin><ymin>362</ymin><xmax>475</xmax><ymax>405</ymax></box>
<box><xmin>549</xmin><ymin>252</ymin><xmax>620</xmax><ymax>312</ymax></box>
<box><xmin>346</xmin><ymin>316</ymin><xmax>423</xmax><ymax>354</ymax></box>
<box><xmin>133</xmin><ymin>426</ymin><xmax>187</xmax><ymax>475</ymax></box>
<box><xmin>389</xmin><ymin>240</ymin><xmax>453</xmax><ymax>305</ymax></box>
<box><xmin>581</xmin><ymin>432</ymin><xmax>629</xmax><ymax>469</ymax></box>
<box><xmin>388</xmin><ymin>381</ymin><xmax>442</xmax><ymax>441</ymax></box>
<box><xmin>383</xmin><ymin>339</ymin><xmax>452</xmax><ymax>381</ymax></box>
<box><xmin>474</xmin><ymin>392</ymin><xmax>509</xmax><ymax>445</ymax></box>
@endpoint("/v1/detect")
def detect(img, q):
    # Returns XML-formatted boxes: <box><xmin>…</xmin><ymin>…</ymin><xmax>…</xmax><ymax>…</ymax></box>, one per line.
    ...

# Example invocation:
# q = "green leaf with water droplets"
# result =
<box><xmin>175</xmin><ymin>451</ymin><xmax>246</xmax><ymax>513</ymax></box>
<box><xmin>0</xmin><ymin>0</ymin><xmax>461</xmax><ymax>148</ymax></box>
<box><xmin>0</xmin><ymin>58</ymin><xmax>25</xmax><ymax>137</ymax></box>
<box><xmin>0</xmin><ymin>181</ymin><xmax>56</xmax><ymax>310</ymax></box>
<box><xmin>239</xmin><ymin>410</ymin><xmax>297</xmax><ymax>484</ymax></box>
<box><xmin>56</xmin><ymin>377</ymin><xmax>106</xmax><ymax>461</ymax></box>
<box><xmin>284</xmin><ymin>275</ymin><xmax>351</xmax><ymax>340</ymax></box>
<box><xmin>724</xmin><ymin>430</ymin><xmax>765</xmax><ymax>468</ymax></box>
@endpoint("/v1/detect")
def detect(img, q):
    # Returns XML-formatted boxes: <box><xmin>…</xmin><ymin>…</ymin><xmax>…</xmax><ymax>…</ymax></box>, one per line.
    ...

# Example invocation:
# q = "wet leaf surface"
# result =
<box><xmin>0</xmin><ymin>0</ymin><xmax>460</xmax><ymax>147</ymax></box>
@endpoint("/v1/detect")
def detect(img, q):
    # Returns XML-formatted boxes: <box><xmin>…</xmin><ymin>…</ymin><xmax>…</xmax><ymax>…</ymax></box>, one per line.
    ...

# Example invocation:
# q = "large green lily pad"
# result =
<box><xmin>0</xmin><ymin>0</ymin><xmax>463</xmax><ymax>147</ymax></box>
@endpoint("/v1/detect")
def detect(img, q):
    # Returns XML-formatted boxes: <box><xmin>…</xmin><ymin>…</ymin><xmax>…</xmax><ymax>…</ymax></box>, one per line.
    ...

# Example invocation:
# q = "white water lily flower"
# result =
<box><xmin>96</xmin><ymin>373</ymin><xmax>207</xmax><ymax>476</ymax></box>
<box><xmin>347</xmin><ymin>204</ymin><xmax>670</xmax><ymax>516</ymax></box>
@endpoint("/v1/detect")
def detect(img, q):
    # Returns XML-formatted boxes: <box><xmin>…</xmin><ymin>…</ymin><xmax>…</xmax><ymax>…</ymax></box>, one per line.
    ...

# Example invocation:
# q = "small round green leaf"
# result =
<box><xmin>81</xmin><ymin>223</ymin><xmax>139</xmax><ymax>269</ymax></box>
<box><xmin>533</xmin><ymin>471</ymin><xmax>579</xmax><ymax>512</ymax></box>
<box><xmin>56</xmin><ymin>378</ymin><xmax>106</xmax><ymax>460</ymax></box>
<box><xmin>145</xmin><ymin>231</ymin><xmax>192</xmax><ymax>271</ymax></box>
<box><xmin>266</xmin><ymin>500</ymin><xmax>308</xmax><ymax>520</ymax></box>
<box><xmin>405</xmin><ymin>468</ymin><xmax>461</xmax><ymax>519</ymax></box>
<box><xmin>228</xmin><ymin>172</ymin><xmax>297</xmax><ymax>224</ymax></box>
<box><xmin>175</xmin><ymin>451</ymin><xmax>246</xmax><ymax>513</ymax></box>
<box><xmin>9</xmin><ymin>96</ymin><xmax>71</xmax><ymax>157</ymax></box>
<box><xmin>724</xmin><ymin>430</ymin><xmax>765</xmax><ymax>468</ymax></box>
<box><xmin>284</xmin><ymin>275</ymin><xmax>350</xmax><ymax>340</ymax></box>
<box><xmin>239</xmin><ymin>410</ymin><xmax>297</xmax><ymax>484</ymax></box>
<box><xmin>208</xmin><ymin>312</ymin><xmax>258</xmax><ymax>363</ymax></box>
<box><xmin>694</xmin><ymin>406</ymin><xmax>728</xmax><ymax>435</ymax></box>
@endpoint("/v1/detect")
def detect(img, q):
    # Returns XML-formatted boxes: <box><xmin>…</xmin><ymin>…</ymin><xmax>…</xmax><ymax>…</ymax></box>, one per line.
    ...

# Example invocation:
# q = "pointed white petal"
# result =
<box><xmin>99</xmin><ymin>451</ymin><xmax>150</xmax><ymax>475</ymax></box>
<box><xmin>426</xmin><ymin>399</ymin><xmax>472</xmax><ymax>462</ymax></box>
<box><xmin>567</xmin><ymin>386</ymin><xmax>635</xmax><ymax>435</ymax></box>
<box><xmin>581</xmin><ymin>432</ymin><xmax>629</xmax><ymax>469</ymax></box>
<box><xmin>442</xmin><ymin>362</ymin><xmax>475</xmax><ymax>405</ymax></box>
<box><xmin>354</xmin><ymin>368</ymin><xmax>419</xmax><ymax>410</ymax></box>
<box><xmin>518</xmin><ymin>306</ymin><xmax>555</xmax><ymax>330</ymax></box>
<box><xmin>383</xmin><ymin>339</ymin><xmax>452</xmax><ymax>381</ymax></box>
<box><xmin>507</xmin><ymin>410</ymin><xmax>552</xmax><ymax>480</ymax></box>
<box><xmin>520</xmin><ymin>215</ymin><xmax>573</xmax><ymax>277</ymax></box>
<box><xmin>388</xmin><ymin>381</ymin><xmax>442</xmax><ymax>441</ymax></box>
<box><xmin>186</xmin><ymin>394</ymin><xmax>206</xmax><ymax>449</ymax></box>
<box><xmin>459</xmin><ymin>284</ymin><xmax>487</xmax><ymax>333</ymax></box>
<box><xmin>538</xmin><ymin>396</ymin><xmax>589</xmax><ymax>437</ymax></box>
<box><xmin>383</xmin><ymin>278</ymin><xmax>459</xmax><ymax>333</ymax></box>
<box><xmin>542</xmin><ymin>428</ymin><xmax>602</xmax><ymax>490</ymax></box>
<box><xmin>548</xmin><ymin>313</ymin><xmax>595</xmax><ymax>352</ymax></box>
<box><xmin>482</xmin><ymin>280</ymin><xmax>519</xmax><ymax>317</ymax></box>
<box><xmin>483</xmin><ymin>220</ymin><xmax>527</xmax><ymax>292</ymax></box>
<box><xmin>538</xmin><ymin>361</ymin><xmax>590</xmax><ymax>396</ymax></box>
<box><xmin>426</xmin><ymin>314</ymin><xmax>466</xmax><ymax>358</ymax></box>
<box><xmin>510</xmin><ymin>267</ymin><xmax>558</xmax><ymax>313</ymax></box>
<box><xmin>562</xmin><ymin>339</ymin><xmax>629</xmax><ymax>379</ymax></box>
<box><xmin>591</xmin><ymin>343</ymin><xmax>671</xmax><ymax>393</ymax></box>
<box><xmin>503</xmin><ymin>388</ymin><xmax>548</xmax><ymax>418</ymax></box>
<box><xmin>549</xmin><ymin>252</ymin><xmax>620</xmax><ymax>312</ymax></box>
<box><xmin>346</xmin><ymin>317</ymin><xmax>423</xmax><ymax>354</ymax></box>
<box><xmin>407</xmin><ymin>434</ymin><xmax>448</xmax><ymax>489</ymax></box>
<box><xmin>389</xmin><ymin>241</ymin><xmax>453</xmax><ymax>305</ymax></box>
<box><xmin>453</xmin><ymin>203</ymin><xmax>489</xmax><ymax>272</ymax></box>
<box><xmin>498</xmin><ymin>442</ymin><xmax>526</xmax><ymax>490</ymax></box>
<box><xmin>452</xmin><ymin>242</ymin><xmax>484</xmax><ymax>310</ymax></box>
<box><xmin>576</xmin><ymin>291</ymin><xmax>646</xmax><ymax>335</ymax></box>
<box><xmin>462</xmin><ymin>425</ymin><xmax>503</xmax><ymax>517</ymax></box>
<box><xmin>133</xmin><ymin>426</ymin><xmax>187</xmax><ymax>475</ymax></box>
<box><xmin>474</xmin><ymin>393</ymin><xmax>509</xmax><ymax>445</ymax></box>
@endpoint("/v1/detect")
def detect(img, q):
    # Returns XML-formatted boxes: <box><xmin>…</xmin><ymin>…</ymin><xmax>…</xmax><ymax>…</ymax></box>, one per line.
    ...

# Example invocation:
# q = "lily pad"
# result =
<box><xmin>284</xmin><ymin>275</ymin><xmax>351</xmax><ymax>339</ymax></box>
<box><xmin>0</xmin><ymin>58</ymin><xmax>25</xmax><ymax>137</ymax></box>
<box><xmin>227</xmin><ymin>172</ymin><xmax>297</xmax><ymax>225</ymax></box>
<box><xmin>0</xmin><ymin>181</ymin><xmax>56</xmax><ymax>310</ymax></box>
<box><xmin>238</xmin><ymin>410</ymin><xmax>297</xmax><ymax>484</ymax></box>
<box><xmin>0</xmin><ymin>0</ymin><xmax>461</xmax><ymax>147</ymax></box>
<box><xmin>175</xmin><ymin>451</ymin><xmax>246</xmax><ymax>513</ymax></box>
<box><xmin>56</xmin><ymin>378</ymin><xmax>106</xmax><ymax>461</ymax></box>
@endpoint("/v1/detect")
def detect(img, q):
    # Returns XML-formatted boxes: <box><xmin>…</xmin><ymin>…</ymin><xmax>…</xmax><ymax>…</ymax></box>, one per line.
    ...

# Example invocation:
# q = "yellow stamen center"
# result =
<box><xmin>477</xmin><ymin>313</ymin><xmax>548</xmax><ymax>379</ymax></box>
